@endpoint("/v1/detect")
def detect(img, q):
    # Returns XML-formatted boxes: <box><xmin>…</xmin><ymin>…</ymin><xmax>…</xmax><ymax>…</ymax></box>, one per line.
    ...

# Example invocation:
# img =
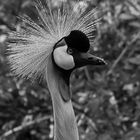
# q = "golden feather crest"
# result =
<box><xmin>7</xmin><ymin>0</ymin><xmax>99</xmax><ymax>81</ymax></box>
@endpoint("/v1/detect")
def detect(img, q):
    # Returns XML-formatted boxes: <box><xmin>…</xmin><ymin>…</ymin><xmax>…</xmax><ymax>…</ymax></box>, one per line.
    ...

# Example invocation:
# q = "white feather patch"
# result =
<box><xmin>53</xmin><ymin>46</ymin><xmax>75</xmax><ymax>70</ymax></box>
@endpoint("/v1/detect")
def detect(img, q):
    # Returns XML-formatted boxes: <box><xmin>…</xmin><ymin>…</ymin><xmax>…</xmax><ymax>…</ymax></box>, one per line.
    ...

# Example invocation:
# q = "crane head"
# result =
<box><xmin>53</xmin><ymin>30</ymin><xmax>106</xmax><ymax>71</ymax></box>
<box><xmin>52</xmin><ymin>30</ymin><xmax>106</xmax><ymax>101</ymax></box>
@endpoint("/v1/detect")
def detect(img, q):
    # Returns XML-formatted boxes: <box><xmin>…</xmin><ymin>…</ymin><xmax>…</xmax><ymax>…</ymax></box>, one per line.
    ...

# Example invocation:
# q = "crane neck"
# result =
<box><xmin>46</xmin><ymin>55</ymin><xmax>79</xmax><ymax>140</ymax></box>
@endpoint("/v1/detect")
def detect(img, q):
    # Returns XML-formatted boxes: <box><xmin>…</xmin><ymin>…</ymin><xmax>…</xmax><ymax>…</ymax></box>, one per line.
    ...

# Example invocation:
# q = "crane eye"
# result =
<box><xmin>67</xmin><ymin>48</ymin><xmax>73</xmax><ymax>55</ymax></box>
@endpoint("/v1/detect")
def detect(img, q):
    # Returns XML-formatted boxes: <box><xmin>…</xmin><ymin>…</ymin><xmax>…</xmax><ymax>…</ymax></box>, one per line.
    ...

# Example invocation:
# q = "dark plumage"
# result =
<box><xmin>65</xmin><ymin>30</ymin><xmax>90</xmax><ymax>52</ymax></box>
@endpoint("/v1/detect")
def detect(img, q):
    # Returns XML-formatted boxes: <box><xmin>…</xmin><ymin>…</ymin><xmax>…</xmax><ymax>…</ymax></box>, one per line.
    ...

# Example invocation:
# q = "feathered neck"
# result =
<box><xmin>46</xmin><ymin>55</ymin><xmax>79</xmax><ymax>140</ymax></box>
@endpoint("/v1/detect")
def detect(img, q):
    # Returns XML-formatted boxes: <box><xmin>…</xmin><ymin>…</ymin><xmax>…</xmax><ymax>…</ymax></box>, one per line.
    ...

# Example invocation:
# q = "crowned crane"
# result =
<box><xmin>8</xmin><ymin>1</ymin><xmax>106</xmax><ymax>140</ymax></box>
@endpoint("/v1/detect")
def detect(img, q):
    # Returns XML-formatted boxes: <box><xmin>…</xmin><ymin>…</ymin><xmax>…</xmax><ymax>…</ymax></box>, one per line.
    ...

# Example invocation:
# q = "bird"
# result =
<box><xmin>7</xmin><ymin>0</ymin><xmax>106</xmax><ymax>140</ymax></box>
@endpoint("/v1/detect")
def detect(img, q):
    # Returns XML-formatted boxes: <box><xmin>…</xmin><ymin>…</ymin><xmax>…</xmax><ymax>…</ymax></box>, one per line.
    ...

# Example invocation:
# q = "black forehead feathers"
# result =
<box><xmin>64</xmin><ymin>30</ymin><xmax>90</xmax><ymax>52</ymax></box>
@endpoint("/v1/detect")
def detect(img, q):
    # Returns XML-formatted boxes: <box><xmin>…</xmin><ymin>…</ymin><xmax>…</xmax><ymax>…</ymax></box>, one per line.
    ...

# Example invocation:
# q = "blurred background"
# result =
<box><xmin>0</xmin><ymin>0</ymin><xmax>140</xmax><ymax>140</ymax></box>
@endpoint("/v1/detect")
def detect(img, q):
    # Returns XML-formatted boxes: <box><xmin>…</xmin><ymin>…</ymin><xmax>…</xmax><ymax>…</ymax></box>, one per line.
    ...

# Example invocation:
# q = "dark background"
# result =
<box><xmin>0</xmin><ymin>0</ymin><xmax>140</xmax><ymax>140</ymax></box>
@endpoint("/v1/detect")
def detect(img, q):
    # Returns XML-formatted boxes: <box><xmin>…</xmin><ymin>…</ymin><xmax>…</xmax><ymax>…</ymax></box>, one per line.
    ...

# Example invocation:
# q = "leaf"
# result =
<box><xmin>21</xmin><ymin>0</ymin><xmax>32</xmax><ymax>9</ymax></box>
<box><xmin>129</xmin><ymin>21</ymin><xmax>140</xmax><ymax>28</ymax></box>
<box><xmin>128</xmin><ymin>55</ymin><xmax>140</xmax><ymax>65</ymax></box>
<box><xmin>123</xmin><ymin>83</ymin><xmax>133</xmax><ymax>91</ymax></box>
<box><xmin>119</xmin><ymin>13</ymin><xmax>134</xmax><ymax>21</ymax></box>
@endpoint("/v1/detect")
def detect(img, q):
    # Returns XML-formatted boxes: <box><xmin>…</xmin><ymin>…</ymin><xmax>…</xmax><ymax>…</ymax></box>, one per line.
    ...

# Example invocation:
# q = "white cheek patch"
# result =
<box><xmin>53</xmin><ymin>45</ymin><xmax>75</xmax><ymax>70</ymax></box>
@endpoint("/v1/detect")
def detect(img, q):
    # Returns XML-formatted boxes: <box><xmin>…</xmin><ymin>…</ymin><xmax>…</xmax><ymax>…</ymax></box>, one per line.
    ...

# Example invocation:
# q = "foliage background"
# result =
<box><xmin>0</xmin><ymin>0</ymin><xmax>140</xmax><ymax>140</ymax></box>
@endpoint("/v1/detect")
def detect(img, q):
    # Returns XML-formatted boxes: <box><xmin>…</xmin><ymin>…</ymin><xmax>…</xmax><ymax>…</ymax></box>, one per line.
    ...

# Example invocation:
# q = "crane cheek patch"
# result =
<box><xmin>53</xmin><ymin>46</ymin><xmax>75</xmax><ymax>70</ymax></box>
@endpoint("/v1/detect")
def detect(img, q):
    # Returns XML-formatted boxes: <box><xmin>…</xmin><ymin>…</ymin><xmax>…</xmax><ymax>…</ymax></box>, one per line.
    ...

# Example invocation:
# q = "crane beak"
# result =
<box><xmin>74</xmin><ymin>52</ymin><xmax>107</xmax><ymax>68</ymax></box>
